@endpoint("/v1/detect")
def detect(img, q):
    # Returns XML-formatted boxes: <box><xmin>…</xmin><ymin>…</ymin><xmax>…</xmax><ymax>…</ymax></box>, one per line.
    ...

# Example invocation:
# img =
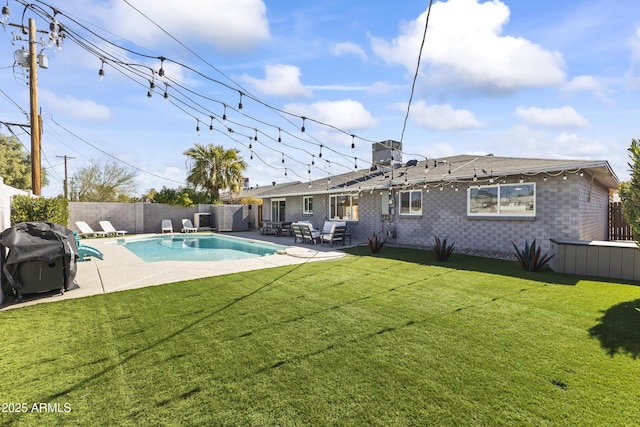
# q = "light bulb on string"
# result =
<box><xmin>278</xmin><ymin>128</ymin><xmax>282</xmax><ymax>143</ymax></box>
<box><xmin>209</xmin><ymin>117</ymin><xmax>214</xmax><ymax>133</ymax></box>
<box><xmin>254</xmin><ymin>129</ymin><xmax>258</xmax><ymax>141</ymax></box>
<box><xmin>311</xmin><ymin>155</ymin><xmax>315</xmax><ymax>166</ymax></box>
<box><xmin>250</xmin><ymin>151</ymin><xmax>253</xmax><ymax>160</ymax></box>
<box><xmin>196</xmin><ymin>119</ymin><xmax>200</xmax><ymax>135</ymax></box>
<box><xmin>351</xmin><ymin>135</ymin><xmax>355</xmax><ymax>149</ymax></box>
<box><xmin>158</xmin><ymin>56</ymin><xmax>165</xmax><ymax>77</ymax></box>
<box><xmin>248</xmin><ymin>136</ymin><xmax>252</xmax><ymax>150</ymax></box>
<box><xmin>1</xmin><ymin>5</ymin><xmax>10</xmax><ymax>24</ymax></box>
<box><xmin>222</xmin><ymin>104</ymin><xmax>227</xmax><ymax>120</ymax></box>
<box><xmin>284</xmin><ymin>168</ymin><xmax>287</xmax><ymax>177</ymax></box>
<box><xmin>281</xmin><ymin>153</ymin><xmax>285</xmax><ymax>164</ymax></box>
<box><xmin>98</xmin><ymin>59</ymin><xmax>105</xmax><ymax>80</ymax></box>
<box><xmin>238</xmin><ymin>92</ymin><xmax>243</xmax><ymax>109</ymax></box>
<box><xmin>301</xmin><ymin>117</ymin><xmax>306</xmax><ymax>132</ymax></box>
<box><xmin>319</xmin><ymin>144</ymin><xmax>322</xmax><ymax>158</ymax></box>
<box><xmin>163</xmin><ymin>83</ymin><xmax>169</xmax><ymax>101</ymax></box>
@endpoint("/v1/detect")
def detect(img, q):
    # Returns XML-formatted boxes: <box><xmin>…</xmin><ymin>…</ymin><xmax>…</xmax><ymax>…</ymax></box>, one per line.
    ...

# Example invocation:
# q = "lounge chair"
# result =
<box><xmin>297</xmin><ymin>222</ymin><xmax>320</xmax><ymax>244</ymax></box>
<box><xmin>321</xmin><ymin>224</ymin><xmax>347</xmax><ymax>246</ymax></box>
<box><xmin>75</xmin><ymin>221</ymin><xmax>107</xmax><ymax>238</ymax></box>
<box><xmin>99</xmin><ymin>221</ymin><xmax>128</xmax><ymax>236</ymax></box>
<box><xmin>292</xmin><ymin>223</ymin><xmax>305</xmax><ymax>243</ymax></box>
<box><xmin>181</xmin><ymin>219</ymin><xmax>198</xmax><ymax>233</ymax></box>
<box><xmin>161</xmin><ymin>219</ymin><xmax>173</xmax><ymax>233</ymax></box>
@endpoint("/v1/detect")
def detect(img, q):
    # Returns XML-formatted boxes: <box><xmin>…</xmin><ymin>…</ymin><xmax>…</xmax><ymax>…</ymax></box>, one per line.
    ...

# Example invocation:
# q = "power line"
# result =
<box><xmin>400</xmin><ymin>0</ymin><xmax>434</xmax><ymax>143</ymax></box>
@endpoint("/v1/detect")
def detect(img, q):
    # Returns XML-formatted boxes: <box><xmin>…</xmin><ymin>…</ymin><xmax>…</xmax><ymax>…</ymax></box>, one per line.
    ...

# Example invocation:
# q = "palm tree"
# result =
<box><xmin>183</xmin><ymin>143</ymin><xmax>247</xmax><ymax>202</ymax></box>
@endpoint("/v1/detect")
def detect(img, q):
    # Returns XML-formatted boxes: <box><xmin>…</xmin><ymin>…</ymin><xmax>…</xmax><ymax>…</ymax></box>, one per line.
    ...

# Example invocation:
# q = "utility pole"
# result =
<box><xmin>28</xmin><ymin>18</ymin><xmax>42</xmax><ymax>196</ymax></box>
<box><xmin>56</xmin><ymin>155</ymin><xmax>75</xmax><ymax>199</ymax></box>
<box><xmin>7</xmin><ymin>14</ymin><xmax>52</xmax><ymax>196</ymax></box>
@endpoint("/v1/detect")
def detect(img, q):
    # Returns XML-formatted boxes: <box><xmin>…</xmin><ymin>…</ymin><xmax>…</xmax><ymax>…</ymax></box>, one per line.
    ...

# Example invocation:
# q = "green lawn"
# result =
<box><xmin>1</xmin><ymin>247</ymin><xmax>640</xmax><ymax>426</ymax></box>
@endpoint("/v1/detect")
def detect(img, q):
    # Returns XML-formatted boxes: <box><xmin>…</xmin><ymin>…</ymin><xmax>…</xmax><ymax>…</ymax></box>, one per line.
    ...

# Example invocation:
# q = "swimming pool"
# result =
<box><xmin>116</xmin><ymin>234</ymin><xmax>286</xmax><ymax>263</ymax></box>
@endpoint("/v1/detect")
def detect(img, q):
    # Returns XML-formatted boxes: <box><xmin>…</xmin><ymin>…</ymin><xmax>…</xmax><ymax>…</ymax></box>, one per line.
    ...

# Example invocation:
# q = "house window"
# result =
<box><xmin>400</xmin><ymin>190</ymin><xmax>422</xmax><ymax>215</ymax></box>
<box><xmin>271</xmin><ymin>198</ymin><xmax>286</xmax><ymax>221</ymax></box>
<box><xmin>303</xmin><ymin>196</ymin><xmax>313</xmax><ymax>214</ymax></box>
<box><xmin>468</xmin><ymin>183</ymin><xmax>535</xmax><ymax>216</ymax></box>
<box><xmin>330</xmin><ymin>194</ymin><xmax>359</xmax><ymax>220</ymax></box>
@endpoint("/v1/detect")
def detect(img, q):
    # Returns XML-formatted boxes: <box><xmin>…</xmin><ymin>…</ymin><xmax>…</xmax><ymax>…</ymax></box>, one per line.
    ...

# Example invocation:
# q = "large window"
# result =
<box><xmin>399</xmin><ymin>190</ymin><xmax>422</xmax><ymax>215</ymax></box>
<box><xmin>468</xmin><ymin>183</ymin><xmax>535</xmax><ymax>216</ymax></box>
<box><xmin>330</xmin><ymin>194</ymin><xmax>359</xmax><ymax>220</ymax></box>
<box><xmin>303</xmin><ymin>196</ymin><xmax>313</xmax><ymax>214</ymax></box>
<box><xmin>271</xmin><ymin>199</ymin><xmax>286</xmax><ymax>221</ymax></box>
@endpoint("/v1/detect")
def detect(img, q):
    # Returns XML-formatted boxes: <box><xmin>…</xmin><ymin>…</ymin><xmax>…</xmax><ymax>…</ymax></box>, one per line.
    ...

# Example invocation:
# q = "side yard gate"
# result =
<box><xmin>608</xmin><ymin>201</ymin><xmax>633</xmax><ymax>241</ymax></box>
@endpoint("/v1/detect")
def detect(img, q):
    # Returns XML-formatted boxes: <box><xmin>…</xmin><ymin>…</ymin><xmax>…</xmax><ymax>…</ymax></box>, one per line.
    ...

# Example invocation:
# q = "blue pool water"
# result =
<box><xmin>117</xmin><ymin>234</ymin><xmax>286</xmax><ymax>263</ymax></box>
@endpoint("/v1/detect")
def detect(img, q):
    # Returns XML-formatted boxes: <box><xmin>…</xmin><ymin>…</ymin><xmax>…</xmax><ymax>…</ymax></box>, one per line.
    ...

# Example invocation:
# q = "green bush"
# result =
<box><xmin>10</xmin><ymin>195</ymin><xmax>69</xmax><ymax>226</ymax></box>
<box><xmin>432</xmin><ymin>235</ymin><xmax>455</xmax><ymax>261</ymax></box>
<box><xmin>512</xmin><ymin>239</ymin><xmax>553</xmax><ymax>272</ymax></box>
<box><xmin>367</xmin><ymin>232</ymin><xmax>387</xmax><ymax>254</ymax></box>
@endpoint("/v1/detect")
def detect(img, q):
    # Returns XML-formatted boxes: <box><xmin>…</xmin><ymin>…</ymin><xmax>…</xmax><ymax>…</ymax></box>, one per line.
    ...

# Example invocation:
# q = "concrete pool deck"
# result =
<box><xmin>1</xmin><ymin>231</ymin><xmax>352</xmax><ymax>311</ymax></box>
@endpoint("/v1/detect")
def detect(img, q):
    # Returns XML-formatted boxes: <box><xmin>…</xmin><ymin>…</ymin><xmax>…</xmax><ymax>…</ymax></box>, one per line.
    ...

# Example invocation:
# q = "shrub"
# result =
<box><xmin>367</xmin><ymin>232</ymin><xmax>387</xmax><ymax>254</ymax></box>
<box><xmin>10</xmin><ymin>195</ymin><xmax>69</xmax><ymax>226</ymax></box>
<box><xmin>432</xmin><ymin>235</ymin><xmax>455</xmax><ymax>261</ymax></box>
<box><xmin>512</xmin><ymin>239</ymin><xmax>553</xmax><ymax>272</ymax></box>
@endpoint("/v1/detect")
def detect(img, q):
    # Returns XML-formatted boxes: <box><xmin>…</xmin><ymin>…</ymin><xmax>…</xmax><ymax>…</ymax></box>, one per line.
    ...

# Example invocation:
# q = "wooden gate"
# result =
<box><xmin>608</xmin><ymin>202</ymin><xmax>633</xmax><ymax>241</ymax></box>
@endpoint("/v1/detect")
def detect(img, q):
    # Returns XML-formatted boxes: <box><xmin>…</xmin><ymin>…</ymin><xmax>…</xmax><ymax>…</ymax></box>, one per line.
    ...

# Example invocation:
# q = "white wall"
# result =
<box><xmin>0</xmin><ymin>177</ymin><xmax>32</xmax><ymax>232</ymax></box>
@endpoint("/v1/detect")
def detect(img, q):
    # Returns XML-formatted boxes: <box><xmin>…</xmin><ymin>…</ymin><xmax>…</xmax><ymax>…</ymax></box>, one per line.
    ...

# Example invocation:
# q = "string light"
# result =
<box><xmin>248</xmin><ymin>136</ymin><xmax>252</xmax><ymax>150</ymax></box>
<box><xmin>209</xmin><ymin>116</ymin><xmax>214</xmax><ymax>133</ymax></box>
<box><xmin>222</xmin><ymin>104</ymin><xmax>227</xmax><ymax>120</ymax></box>
<box><xmin>238</xmin><ymin>92</ymin><xmax>243</xmax><ymax>109</ymax></box>
<box><xmin>163</xmin><ymin>83</ymin><xmax>169</xmax><ymax>101</ymax></box>
<box><xmin>98</xmin><ymin>59</ymin><xmax>105</xmax><ymax>79</ymax></box>
<box><xmin>195</xmin><ymin>119</ymin><xmax>200</xmax><ymax>135</ymax></box>
<box><xmin>319</xmin><ymin>144</ymin><xmax>322</xmax><ymax>158</ymax></box>
<box><xmin>301</xmin><ymin>116</ymin><xmax>306</xmax><ymax>132</ymax></box>
<box><xmin>158</xmin><ymin>56</ymin><xmax>165</xmax><ymax>77</ymax></box>
<box><xmin>281</xmin><ymin>152</ymin><xmax>285</xmax><ymax>164</ymax></box>
<box><xmin>278</xmin><ymin>128</ymin><xmax>282</xmax><ymax>143</ymax></box>
<box><xmin>351</xmin><ymin>135</ymin><xmax>355</xmax><ymax>149</ymax></box>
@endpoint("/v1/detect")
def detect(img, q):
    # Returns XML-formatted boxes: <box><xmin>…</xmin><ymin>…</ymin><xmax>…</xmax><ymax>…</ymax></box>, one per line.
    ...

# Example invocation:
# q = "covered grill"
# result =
<box><xmin>0</xmin><ymin>221</ymin><xmax>79</xmax><ymax>303</ymax></box>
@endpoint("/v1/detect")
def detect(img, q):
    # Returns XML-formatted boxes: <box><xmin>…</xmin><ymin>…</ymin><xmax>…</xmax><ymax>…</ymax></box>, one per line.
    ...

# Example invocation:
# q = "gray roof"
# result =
<box><xmin>242</xmin><ymin>154</ymin><xmax>619</xmax><ymax>199</ymax></box>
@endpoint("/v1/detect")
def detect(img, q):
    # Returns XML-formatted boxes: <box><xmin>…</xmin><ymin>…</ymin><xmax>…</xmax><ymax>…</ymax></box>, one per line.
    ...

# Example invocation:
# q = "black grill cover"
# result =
<box><xmin>0</xmin><ymin>222</ymin><xmax>79</xmax><ymax>298</ymax></box>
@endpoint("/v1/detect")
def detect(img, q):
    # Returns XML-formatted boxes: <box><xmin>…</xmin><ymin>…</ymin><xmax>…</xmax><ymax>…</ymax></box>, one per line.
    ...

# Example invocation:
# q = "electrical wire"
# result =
<box><xmin>400</xmin><ymin>0</ymin><xmax>433</xmax><ymax>143</ymax></box>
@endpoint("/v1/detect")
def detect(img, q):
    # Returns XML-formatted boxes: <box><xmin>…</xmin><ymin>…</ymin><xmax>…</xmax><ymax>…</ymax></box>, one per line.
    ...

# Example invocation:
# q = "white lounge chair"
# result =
<box><xmin>181</xmin><ymin>219</ymin><xmax>198</xmax><ymax>233</ymax></box>
<box><xmin>99</xmin><ymin>221</ymin><xmax>128</xmax><ymax>236</ymax></box>
<box><xmin>75</xmin><ymin>221</ymin><xmax>107</xmax><ymax>238</ymax></box>
<box><xmin>161</xmin><ymin>219</ymin><xmax>173</xmax><ymax>233</ymax></box>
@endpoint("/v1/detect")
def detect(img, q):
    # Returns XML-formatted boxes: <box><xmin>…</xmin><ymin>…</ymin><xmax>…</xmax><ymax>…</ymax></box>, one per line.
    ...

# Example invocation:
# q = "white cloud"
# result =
<box><xmin>40</xmin><ymin>89</ymin><xmax>112</xmax><ymax>121</ymax></box>
<box><xmin>284</xmin><ymin>100</ymin><xmax>379</xmax><ymax>131</ymax></box>
<box><xmin>366</xmin><ymin>81</ymin><xmax>406</xmax><ymax>95</ymax></box>
<box><xmin>563</xmin><ymin>75</ymin><xmax>613</xmax><ymax>105</ymax></box>
<box><xmin>516</xmin><ymin>106</ymin><xmax>589</xmax><ymax>128</ymax></box>
<box><xmin>239</xmin><ymin>64</ymin><xmax>312</xmax><ymax>98</ymax></box>
<box><xmin>99</xmin><ymin>0</ymin><xmax>269</xmax><ymax>52</ymax></box>
<box><xmin>398</xmin><ymin>100</ymin><xmax>481</xmax><ymax>131</ymax></box>
<box><xmin>370</xmin><ymin>0</ymin><xmax>566</xmax><ymax>91</ymax></box>
<box><xmin>331</xmin><ymin>42</ymin><xmax>368</xmax><ymax>61</ymax></box>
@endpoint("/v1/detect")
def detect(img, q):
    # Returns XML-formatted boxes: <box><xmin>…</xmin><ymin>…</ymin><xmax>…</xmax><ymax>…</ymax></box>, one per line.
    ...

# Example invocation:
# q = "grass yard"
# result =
<box><xmin>1</xmin><ymin>247</ymin><xmax>640</xmax><ymax>426</ymax></box>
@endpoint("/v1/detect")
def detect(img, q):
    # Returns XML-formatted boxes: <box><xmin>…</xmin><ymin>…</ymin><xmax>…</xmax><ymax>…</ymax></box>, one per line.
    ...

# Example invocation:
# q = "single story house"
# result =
<box><xmin>249</xmin><ymin>152</ymin><xmax>619</xmax><ymax>256</ymax></box>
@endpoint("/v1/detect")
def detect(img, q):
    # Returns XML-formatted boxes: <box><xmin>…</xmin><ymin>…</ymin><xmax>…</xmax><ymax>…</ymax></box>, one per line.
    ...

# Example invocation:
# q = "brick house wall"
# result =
<box><xmin>264</xmin><ymin>173</ymin><xmax>609</xmax><ymax>254</ymax></box>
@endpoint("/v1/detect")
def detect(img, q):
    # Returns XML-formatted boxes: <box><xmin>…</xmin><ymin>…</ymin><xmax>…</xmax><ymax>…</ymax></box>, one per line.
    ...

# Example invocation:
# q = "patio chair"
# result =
<box><xmin>300</xmin><ymin>222</ymin><xmax>321</xmax><ymax>244</ymax></box>
<box><xmin>181</xmin><ymin>218</ymin><xmax>198</xmax><ymax>233</ymax></box>
<box><xmin>75</xmin><ymin>221</ymin><xmax>107</xmax><ymax>238</ymax></box>
<box><xmin>321</xmin><ymin>224</ymin><xmax>347</xmax><ymax>246</ymax></box>
<box><xmin>292</xmin><ymin>223</ymin><xmax>304</xmax><ymax>243</ymax></box>
<box><xmin>161</xmin><ymin>219</ymin><xmax>173</xmax><ymax>233</ymax></box>
<box><xmin>99</xmin><ymin>220</ymin><xmax>128</xmax><ymax>236</ymax></box>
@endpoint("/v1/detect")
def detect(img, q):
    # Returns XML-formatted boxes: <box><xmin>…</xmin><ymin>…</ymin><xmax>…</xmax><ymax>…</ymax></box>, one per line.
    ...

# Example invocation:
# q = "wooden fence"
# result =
<box><xmin>608</xmin><ymin>202</ymin><xmax>633</xmax><ymax>241</ymax></box>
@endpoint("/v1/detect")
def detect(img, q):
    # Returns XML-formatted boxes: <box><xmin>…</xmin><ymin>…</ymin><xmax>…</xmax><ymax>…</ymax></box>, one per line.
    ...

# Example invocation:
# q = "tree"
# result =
<box><xmin>153</xmin><ymin>186</ymin><xmax>209</xmax><ymax>207</ymax></box>
<box><xmin>183</xmin><ymin>143</ymin><xmax>247</xmax><ymax>202</ymax></box>
<box><xmin>0</xmin><ymin>133</ymin><xmax>48</xmax><ymax>190</ymax></box>
<box><xmin>73</xmin><ymin>159</ymin><xmax>137</xmax><ymax>202</ymax></box>
<box><xmin>619</xmin><ymin>139</ymin><xmax>640</xmax><ymax>238</ymax></box>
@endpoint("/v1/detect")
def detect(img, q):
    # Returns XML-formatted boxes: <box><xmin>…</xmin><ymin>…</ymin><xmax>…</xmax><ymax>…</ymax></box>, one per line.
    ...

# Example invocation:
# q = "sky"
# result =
<box><xmin>1</xmin><ymin>0</ymin><xmax>639</xmax><ymax>198</ymax></box>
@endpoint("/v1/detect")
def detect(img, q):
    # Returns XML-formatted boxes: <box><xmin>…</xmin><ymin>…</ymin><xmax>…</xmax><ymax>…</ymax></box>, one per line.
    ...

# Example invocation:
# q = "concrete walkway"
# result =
<box><xmin>1</xmin><ymin>231</ymin><xmax>352</xmax><ymax>311</ymax></box>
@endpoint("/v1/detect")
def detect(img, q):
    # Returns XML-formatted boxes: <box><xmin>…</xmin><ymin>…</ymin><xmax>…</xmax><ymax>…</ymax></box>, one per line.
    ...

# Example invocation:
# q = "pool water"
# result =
<box><xmin>117</xmin><ymin>234</ymin><xmax>286</xmax><ymax>263</ymax></box>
